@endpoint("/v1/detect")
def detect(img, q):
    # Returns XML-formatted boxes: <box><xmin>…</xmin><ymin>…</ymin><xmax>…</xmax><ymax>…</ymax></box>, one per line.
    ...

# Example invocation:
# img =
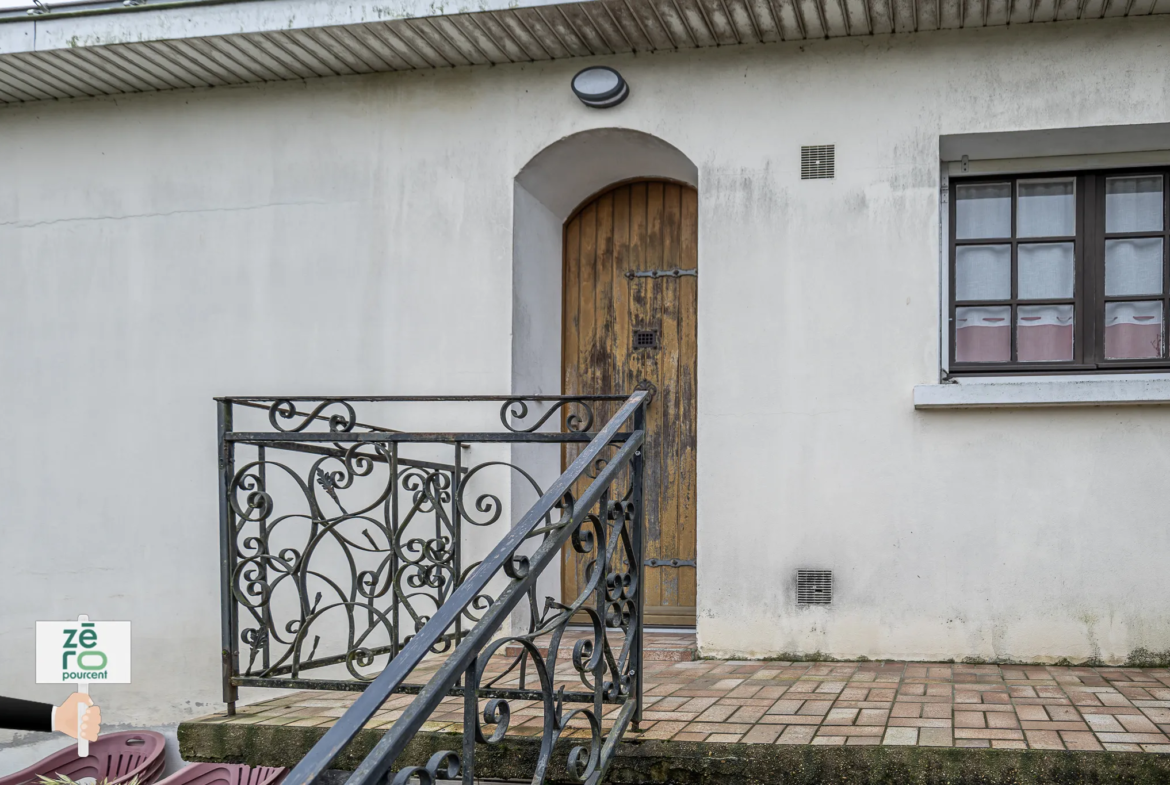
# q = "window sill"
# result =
<box><xmin>914</xmin><ymin>376</ymin><xmax>1170</xmax><ymax>409</ymax></box>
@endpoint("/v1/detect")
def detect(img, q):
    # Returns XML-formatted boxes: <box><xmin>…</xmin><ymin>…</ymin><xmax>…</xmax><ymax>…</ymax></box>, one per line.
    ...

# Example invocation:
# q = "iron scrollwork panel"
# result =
<box><xmin>218</xmin><ymin>392</ymin><xmax>649</xmax><ymax>785</ymax></box>
<box><xmin>402</xmin><ymin>435</ymin><xmax>645</xmax><ymax>785</ymax></box>
<box><xmin>223</xmin><ymin>395</ymin><xmax>615</xmax><ymax>688</ymax></box>
<box><xmin>227</xmin><ymin>438</ymin><xmax>488</xmax><ymax>683</ymax></box>
<box><xmin>229</xmin><ymin>442</ymin><xmax>401</xmax><ymax>681</ymax></box>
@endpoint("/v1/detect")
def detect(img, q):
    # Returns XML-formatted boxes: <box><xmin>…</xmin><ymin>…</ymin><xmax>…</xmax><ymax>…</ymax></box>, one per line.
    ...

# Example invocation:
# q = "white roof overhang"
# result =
<box><xmin>0</xmin><ymin>0</ymin><xmax>1164</xmax><ymax>103</ymax></box>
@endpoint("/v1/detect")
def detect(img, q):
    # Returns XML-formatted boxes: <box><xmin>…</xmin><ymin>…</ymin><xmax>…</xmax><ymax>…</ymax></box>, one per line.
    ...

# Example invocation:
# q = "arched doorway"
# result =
<box><xmin>561</xmin><ymin>179</ymin><xmax>698</xmax><ymax>627</ymax></box>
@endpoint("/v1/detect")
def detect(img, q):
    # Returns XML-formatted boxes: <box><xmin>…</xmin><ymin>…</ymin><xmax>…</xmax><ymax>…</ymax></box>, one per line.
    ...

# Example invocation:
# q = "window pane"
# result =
<box><xmin>1105</xmin><ymin>237</ymin><xmax>1164</xmax><ymax>296</ymax></box>
<box><xmin>1105</xmin><ymin>300</ymin><xmax>1164</xmax><ymax>359</ymax></box>
<box><xmin>955</xmin><ymin>245</ymin><xmax>1011</xmax><ymax>300</ymax></box>
<box><xmin>1018</xmin><ymin>243</ymin><xmax>1074</xmax><ymax>299</ymax></box>
<box><xmin>955</xmin><ymin>183</ymin><xmax>1010</xmax><ymax>239</ymax></box>
<box><xmin>1017</xmin><ymin>304</ymin><xmax>1073</xmax><ymax>362</ymax></box>
<box><xmin>955</xmin><ymin>306</ymin><xmax>1010</xmax><ymax>362</ymax></box>
<box><xmin>1018</xmin><ymin>178</ymin><xmax>1075</xmax><ymax>238</ymax></box>
<box><xmin>1106</xmin><ymin>175</ymin><xmax>1163</xmax><ymax>233</ymax></box>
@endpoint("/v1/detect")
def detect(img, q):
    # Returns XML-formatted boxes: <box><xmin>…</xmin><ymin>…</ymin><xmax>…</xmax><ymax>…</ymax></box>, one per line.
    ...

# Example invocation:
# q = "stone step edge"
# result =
<box><xmin>178</xmin><ymin>722</ymin><xmax>1170</xmax><ymax>785</ymax></box>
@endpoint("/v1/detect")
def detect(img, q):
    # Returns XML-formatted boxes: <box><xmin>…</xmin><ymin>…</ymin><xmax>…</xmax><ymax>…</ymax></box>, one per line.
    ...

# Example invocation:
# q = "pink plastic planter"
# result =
<box><xmin>153</xmin><ymin>764</ymin><xmax>286</xmax><ymax>785</ymax></box>
<box><xmin>0</xmin><ymin>731</ymin><xmax>166</xmax><ymax>785</ymax></box>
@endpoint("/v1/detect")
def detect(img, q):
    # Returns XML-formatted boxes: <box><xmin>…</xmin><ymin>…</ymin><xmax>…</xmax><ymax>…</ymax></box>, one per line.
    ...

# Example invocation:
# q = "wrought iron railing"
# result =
<box><xmin>216</xmin><ymin>389</ymin><xmax>651</xmax><ymax>785</ymax></box>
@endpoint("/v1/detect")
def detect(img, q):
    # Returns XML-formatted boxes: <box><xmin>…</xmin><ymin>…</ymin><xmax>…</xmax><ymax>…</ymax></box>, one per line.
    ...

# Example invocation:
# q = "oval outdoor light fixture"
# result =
<box><xmin>571</xmin><ymin>66</ymin><xmax>629</xmax><ymax>108</ymax></box>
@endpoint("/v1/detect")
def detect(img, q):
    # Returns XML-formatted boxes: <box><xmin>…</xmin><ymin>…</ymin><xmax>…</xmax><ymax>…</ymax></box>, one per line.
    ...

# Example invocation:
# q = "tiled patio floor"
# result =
<box><xmin>202</xmin><ymin>633</ymin><xmax>1170</xmax><ymax>754</ymax></box>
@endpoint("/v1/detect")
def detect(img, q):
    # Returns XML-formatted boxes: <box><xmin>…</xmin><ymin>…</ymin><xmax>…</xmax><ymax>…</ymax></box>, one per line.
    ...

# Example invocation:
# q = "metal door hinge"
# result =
<box><xmin>625</xmin><ymin>268</ymin><xmax>697</xmax><ymax>279</ymax></box>
<box><xmin>645</xmin><ymin>558</ymin><xmax>696</xmax><ymax>568</ymax></box>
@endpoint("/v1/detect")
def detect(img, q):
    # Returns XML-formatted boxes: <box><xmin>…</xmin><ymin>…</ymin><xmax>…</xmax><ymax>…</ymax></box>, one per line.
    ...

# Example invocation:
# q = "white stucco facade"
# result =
<box><xmin>3</xmin><ymin>11</ymin><xmax>1170</xmax><ymax>750</ymax></box>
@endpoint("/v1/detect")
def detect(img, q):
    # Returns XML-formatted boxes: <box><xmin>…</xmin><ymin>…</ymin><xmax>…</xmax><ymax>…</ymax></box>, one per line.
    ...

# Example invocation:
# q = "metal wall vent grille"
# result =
<box><xmin>796</xmin><ymin>570</ymin><xmax>833</xmax><ymax>605</ymax></box>
<box><xmin>634</xmin><ymin>330</ymin><xmax>659</xmax><ymax>349</ymax></box>
<box><xmin>801</xmin><ymin>145</ymin><xmax>835</xmax><ymax>180</ymax></box>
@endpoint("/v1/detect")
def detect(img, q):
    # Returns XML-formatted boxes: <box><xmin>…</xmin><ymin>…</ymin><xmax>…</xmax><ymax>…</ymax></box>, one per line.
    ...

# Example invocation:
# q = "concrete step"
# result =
<box><xmin>180</xmin><ymin>724</ymin><xmax>1170</xmax><ymax>785</ymax></box>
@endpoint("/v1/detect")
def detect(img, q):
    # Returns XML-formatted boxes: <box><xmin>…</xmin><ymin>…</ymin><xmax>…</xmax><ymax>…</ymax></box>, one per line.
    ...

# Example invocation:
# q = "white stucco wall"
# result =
<box><xmin>2</xmin><ymin>14</ymin><xmax>1170</xmax><ymax>752</ymax></box>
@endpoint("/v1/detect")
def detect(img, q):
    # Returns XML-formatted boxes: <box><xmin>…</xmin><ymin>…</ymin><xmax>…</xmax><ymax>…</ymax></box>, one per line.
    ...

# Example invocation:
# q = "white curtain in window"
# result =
<box><xmin>955</xmin><ymin>306</ymin><xmax>1010</xmax><ymax>362</ymax></box>
<box><xmin>1105</xmin><ymin>301</ymin><xmax>1163</xmax><ymax>359</ymax></box>
<box><xmin>1017</xmin><ymin>179</ymin><xmax>1075</xmax><ymax>238</ymax></box>
<box><xmin>1017</xmin><ymin>304</ymin><xmax>1073</xmax><ymax>362</ymax></box>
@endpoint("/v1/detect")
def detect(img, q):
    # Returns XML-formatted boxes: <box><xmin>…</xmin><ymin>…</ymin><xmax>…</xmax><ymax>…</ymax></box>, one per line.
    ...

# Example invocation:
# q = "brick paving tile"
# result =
<box><xmin>758</xmin><ymin>714</ymin><xmax>824</xmax><ymax>725</ymax></box>
<box><xmin>1096</xmin><ymin>732</ymin><xmax>1170</xmax><ymax>744</ymax></box>
<box><xmin>708</xmin><ymin>733</ymin><xmax>744</xmax><ymax>743</ymax></box>
<box><xmin>955</xmin><ymin>712</ymin><xmax>986</xmax><ymax>728</ymax></box>
<box><xmin>955</xmin><ymin>729</ymin><xmax>1025</xmax><ymax>740</ymax></box>
<box><xmin>919</xmin><ymin>728</ymin><xmax>953</xmax><ymax>747</ymax></box>
<box><xmin>988</xmin><ymin>712</ymin><xmax>1021</xmax><ymax>729</ymax></box>
<box><xmin>1119</xmin><ymin>714</ymin><xmax>1162</xmax><ymax>733</ymax></box>
<box><xmin>642</xmin><ymin>711</ymin><xmax>699</xmax><ymax>721</ymax></box>
<box><xmin>798</xmin><ymin>700</ymin><xmax>834</xmax><ymax>716</ymax></box>
<box><xmin>889</xmin><ymin>718</ymin><xmax>951</xmax><ymax>728</ymax></box>
<box><xmin>824</xmin><ymin>726</ymin><xmax>885</xmax><ymax>737</ymax></box>
<box><xmin>742</xmin><ymin>725</ymin><xmax>782</xmax><ymax>744</ymax></box>
<box><xmin>695</xmin><ymin>705</ymin><xmax>737</xmax><ymax>722</ymax></box>
<box><xmin>1021</xmin><ymin>721</ymin><xmax>1090</xmax><ymax>731</ymax></box>
<box><xmin>883</xmin><ymin>727</ymin><xmax>918</xmax><ymax>745</ymax></box>
<box><xmin>728</xmin><ymin>685</ymin><xmax>762</xmax><ymax>698</ymax></box>
<box><xmin>824</xmin><ymin>708</ymin><xmax>860</xmax><ymax>725</ymax></box>
<box><xmin>1062</xmin><ymin>731</ymin><xmax>1104</xmax><ymax>751</ymax></box>
<box><xmin>673</xmin><ymin>732</ymin><xmax>709</xmax><ymax>742</ymax></box>
<box><xmin>776</xmin><ymin>726</ymin><xmax>817</xmax><ymax>744</ymax></box>
<box><xmin>729</xmin><ymin>706</ymin><xmax>769</xmax><ymax>723</ymax></box>
<box><xmin>639</xmin><ymin>721</ymin><xmax>689</xmax><ymax>740</ymax></box>
<box><xmin>1016</xmin><ymin>705</ymin><xmax>1048</xmax><ymax>721</ymax></box>
<box><xmin>766</xmin><ymin>699</ymin><xmax>805</xmax><ymax>715</ymax></box>
<box><xmin>1082</xmin><ymin>714</ymin><xmax>1126</xmax><ymax>732</ymax></box>
<box><xmin>684</xmin><ymin>722</ymin><xmax>753</xmax><ymax>734</ymax></box>
<box><xmin>1047</xmin><ymin>705</ymin><xmax>1084</xmax><ymax>721</ymax></box>
<box><xmin>679</xmin><ymin>696</ymin><xmax>719</xmax><ymax>712</ymax></box>
<box><xmin>202</xmin><ymin>634</ymin><xmax>1170</xmax><ymax>755</ymax></box>
<box><xmin>891</xmin><ymin>703</ymin><xmax>922</xmax><ymax>718</ymax></box>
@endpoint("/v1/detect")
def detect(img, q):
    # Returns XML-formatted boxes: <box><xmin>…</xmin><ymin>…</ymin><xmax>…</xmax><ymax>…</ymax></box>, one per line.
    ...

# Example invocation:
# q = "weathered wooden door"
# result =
<box><xmin>561</xmin><ymin>180</ymin><xmax>697</xmax><ymax>627</ymax></box>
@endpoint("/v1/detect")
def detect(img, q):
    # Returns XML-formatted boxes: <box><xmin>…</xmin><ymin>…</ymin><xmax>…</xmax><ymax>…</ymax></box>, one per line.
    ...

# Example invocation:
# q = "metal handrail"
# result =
<box><xmin>280</xmin><ymin>388</ymin><xmax>650</xmax><ymax>785</ymax></box>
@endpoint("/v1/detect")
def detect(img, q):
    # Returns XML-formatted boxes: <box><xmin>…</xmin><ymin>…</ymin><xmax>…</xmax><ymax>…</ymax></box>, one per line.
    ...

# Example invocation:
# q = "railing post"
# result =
<box><xmin>390</xmin><ymin>443</ymin><xmax>400</xmax><ymax>661</ymax></box>
<box><xmin>258</xmin><ymin>445</ymin><xmax>270</xmax><ymax>672</ymax></box>
<box><xmin>453</xmin><ymin>441</ymin><xmax>462</xmax><ymax>649</ymax></box>
<box><xmin>217</xmin><ymin>400</ymin><xmax>239</xmax><ymax>715</ymax></box>
<box><xmin>631</xmin><ymin>399</ymin><xmax>646</xmax><ymax>729</ymax></box>
<box><xmin>462</xmin><ymin>657</ymin><xmax>477</xmax><ymax>785</ymax></box>
<box><xmin>596</xmin><ymin>486</ymin><xmax>609</xmax><ymax>727</ymax></box>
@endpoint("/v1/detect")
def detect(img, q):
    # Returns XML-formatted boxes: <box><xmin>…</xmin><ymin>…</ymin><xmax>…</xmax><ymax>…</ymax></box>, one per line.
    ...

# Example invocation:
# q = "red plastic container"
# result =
<box><xmin>0</xmin><ymin>731</ymin><xmax>166</xmax><ymax>785</ymax></box>
<box><xmin>153</xmin><ymin>764</ymin><xmax>286</xmax><ymax>785</ymax></box>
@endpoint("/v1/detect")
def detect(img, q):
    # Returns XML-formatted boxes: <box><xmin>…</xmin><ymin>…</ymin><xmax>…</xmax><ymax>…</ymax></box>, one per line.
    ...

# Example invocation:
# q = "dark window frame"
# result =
<box><xmin>948</xmin><ymin>168</ymin><xmax>1170</xmax><ymax>376</ymax></box>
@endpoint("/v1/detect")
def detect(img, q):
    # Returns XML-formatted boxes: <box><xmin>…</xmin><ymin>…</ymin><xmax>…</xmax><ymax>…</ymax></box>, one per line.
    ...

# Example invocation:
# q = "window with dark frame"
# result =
<box><xmin>949</xmin><ymin>170</ymin><xmax>1169</xmax><ymax>375</ymax></box>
